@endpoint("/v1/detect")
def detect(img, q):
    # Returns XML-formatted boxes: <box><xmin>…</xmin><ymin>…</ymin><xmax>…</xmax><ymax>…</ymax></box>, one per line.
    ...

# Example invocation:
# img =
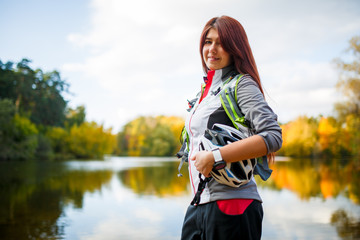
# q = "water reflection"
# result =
<box><xmin>0</xmin><ymin>157</ymin><xmax>359</xmax><ymax>240</ymax></box>
<box><xmin>331</xmin><ymin>209</ymin><xmax>360</xmax><ymax>239</ymax></box>
<box><xmin>256</xmin><ymin>157</ymin><xmax>360</xmax><ymax>204</ymax></box>
<box><xmin>0</xmin><ymin>160</ymin><xmax>112</xmax><ymax>239</ymax></box>
<box><xmin>118</xmin><ymin>161</ymin><xmax>189</xmax><ymax>197</ymax></box>
<box><xmin>256</xmin><ymin>157</ymin><xmax>360</xmax><ymax>239</ymax></box>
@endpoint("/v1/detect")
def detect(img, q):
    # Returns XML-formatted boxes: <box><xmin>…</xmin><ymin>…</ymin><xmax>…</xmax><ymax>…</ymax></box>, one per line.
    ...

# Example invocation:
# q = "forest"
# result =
<box><xmin>0</xmin><ymin>36</ymin><xmax>359</xmax><ymax>161</ymax></box>
<box><xmin>0</xmin><ymin>59</ymin><xmax>115</xmax><ymax>160</ymax></box>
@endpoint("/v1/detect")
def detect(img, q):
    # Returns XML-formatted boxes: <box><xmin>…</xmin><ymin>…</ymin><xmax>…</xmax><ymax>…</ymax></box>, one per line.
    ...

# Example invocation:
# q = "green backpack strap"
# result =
<box><xmin>219</xmin><ymin>74</ymin><xmax>251</xmax><ymax>129</ymax></box>
<box><xmin>176</xmin><ymin>126</ymin><xmax>190</xmax><ymax>177</ymax></box>
<box><xmin>180</xmin><ymin>126</ymin><xmax>189</xmax><ymax>150</ymax></box>
<box><xmin>220</xmin><ymin>74</ymin><xmax>273</xmax><ymax>181</ymax></box>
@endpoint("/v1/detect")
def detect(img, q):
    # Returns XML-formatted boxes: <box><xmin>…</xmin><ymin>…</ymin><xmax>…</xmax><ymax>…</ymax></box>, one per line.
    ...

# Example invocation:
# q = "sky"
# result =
<box><xmin>1</xmin><ymin>0</ymin><xmax>360</xmax><ymax>133</ymax></box>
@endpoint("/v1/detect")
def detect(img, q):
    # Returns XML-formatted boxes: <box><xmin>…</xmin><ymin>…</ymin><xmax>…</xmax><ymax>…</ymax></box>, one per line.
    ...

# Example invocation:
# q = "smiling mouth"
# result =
<box><xmin>208</xmin><ymin>57</ymin><xmax>219</xmax><ymax>61</ymax></box>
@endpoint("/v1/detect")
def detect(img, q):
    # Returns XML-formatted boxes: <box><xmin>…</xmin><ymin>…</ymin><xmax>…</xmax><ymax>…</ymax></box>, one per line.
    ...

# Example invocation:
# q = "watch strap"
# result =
<box><xmin>212</xmin><ymin>148</ymin><xmax>223</xmax><ymax>163</ymax></box>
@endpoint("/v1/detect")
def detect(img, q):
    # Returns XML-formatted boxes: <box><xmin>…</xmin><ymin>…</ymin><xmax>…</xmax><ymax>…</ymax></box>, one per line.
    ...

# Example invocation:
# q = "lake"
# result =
<box><xmin>0</xmin><ymin>156</ymin><xmax>359</xmax><ymax>239</ymax></box>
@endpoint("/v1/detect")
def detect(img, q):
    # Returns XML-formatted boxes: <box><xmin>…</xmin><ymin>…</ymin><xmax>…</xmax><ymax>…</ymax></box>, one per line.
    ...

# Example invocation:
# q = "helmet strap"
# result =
<box><xmin>190</xmin><ymin>173</ymin><xmax>211</xmax><ymax>206</ymax></box>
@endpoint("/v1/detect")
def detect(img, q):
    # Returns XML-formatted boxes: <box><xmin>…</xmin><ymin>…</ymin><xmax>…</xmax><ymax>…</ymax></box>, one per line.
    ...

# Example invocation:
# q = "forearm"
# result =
<box><xmin>191</xmin><ymin>135</ymin><xmax>267</xmax><ymax>177</ymax></box>
<box><xmin>220</xmin><ymin>135</ymin><xmax>267</xmax><ymax>163</ymax></box>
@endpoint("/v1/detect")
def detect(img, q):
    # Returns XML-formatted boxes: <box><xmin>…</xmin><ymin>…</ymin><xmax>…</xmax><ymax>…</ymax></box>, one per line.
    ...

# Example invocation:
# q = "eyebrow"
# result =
<box><xmin>205</xmin><ymin>36</ymin><xmax>217</xmax><ymax>41</ymax></box>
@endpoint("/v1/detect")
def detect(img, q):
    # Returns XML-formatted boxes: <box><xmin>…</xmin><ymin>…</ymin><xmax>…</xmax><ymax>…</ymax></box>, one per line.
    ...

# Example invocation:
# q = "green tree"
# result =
<box><xmin>0</xmin><ymin>99</ymin><xmax>38</xmax><ymax>160</ymax></box>
<box><xmin>117</xmin><ymin>116</ymin><xmax>183</xmax><ymax>157</ymax></box>
<box><xmin>65</xmin><ymin>105</ymin><xmax>86</xmax><ymax>128</ymax></box>
<box><xmin>67</xmin><ymin>122</ymin><xmax>115</xmax><ymax>159</ymax></box>
<box><xmin>0</xmin><ymin>61</ymin><xmax>16</xmax><ymax>100</ymax></box>
<box><xmin>46</xmin><ymin>126</ymin><xmax>70</xmax><ymax>159</ymax></box>
<box><xmin>28</xmin><ymin>69</ymin><xmax>68</xmax><ymax>127</ymax></box>
<box><xmin>0</xmin><ymin>59</ymin><xmax>68</xmax><ymax>127</ymax></box>
<box><xmin>1</xmin><ymin>59</ymin><xmax>117</xmax><ymax>160</ymax></box>
<box><xmin>0</xmin><ymin>98</ymin><xmax>15</xmax><ymax>133</ymax></box>
<box><xmin>0</xmin><ymin>99</ymin><xmax>16</xmax><ymax>160</ymax></box>
<box><xmin>144</xmin><ymin>123</ymin><xmax>177</xmax><ymax>156</ymax></box>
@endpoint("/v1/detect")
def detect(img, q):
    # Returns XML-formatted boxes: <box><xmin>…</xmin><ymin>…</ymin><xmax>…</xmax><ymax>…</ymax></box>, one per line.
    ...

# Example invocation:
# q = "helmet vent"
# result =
<box><xmin>247</xmin><ymin>171</ymin><xmax>253</xmax><ymax>180</ymax></box>
<box><xmin>232</xmin><ymin>181</ymin><xmax>241</xmax><ymax>186</ymax></box>
<box><xmin>231</xmin><ymin>162</ymin><xmax>247</xmax><ymax>180</ymax></box>
<box><xmin>221</xmin><ymin>172</ymin><xmax>229</xmax><ymax>182</ymax></box>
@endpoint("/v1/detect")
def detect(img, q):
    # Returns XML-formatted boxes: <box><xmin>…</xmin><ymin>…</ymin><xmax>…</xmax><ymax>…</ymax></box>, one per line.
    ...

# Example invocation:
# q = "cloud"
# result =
<box><xmin>63</xmin><ymin>0</ymin><xmax>360</xmax><ymax>130</ymax></box>
<box><xmin>63</xmin><ymin>0</ymin><xmax>207</xmax><ymax>129</ymax></box>
<box><xmin>262</xmin><ymin>60</ymin><xmax>339</xmax><ymax>122</ymax></box>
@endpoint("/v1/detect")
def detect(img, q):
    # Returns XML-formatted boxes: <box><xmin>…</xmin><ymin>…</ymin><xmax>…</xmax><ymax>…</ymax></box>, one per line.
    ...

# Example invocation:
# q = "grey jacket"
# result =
<box><xmin>185</xmin><ymin>65</ymin><xmax>282</xmax><ymax>204</ymax></box>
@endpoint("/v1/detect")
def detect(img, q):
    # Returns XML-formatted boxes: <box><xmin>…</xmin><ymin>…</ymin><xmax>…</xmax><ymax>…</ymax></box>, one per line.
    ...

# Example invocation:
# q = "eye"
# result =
<box><xmin>204</xmin><ymin>40</ymin><xmax>212</xmax><ymax>45</ymax></box>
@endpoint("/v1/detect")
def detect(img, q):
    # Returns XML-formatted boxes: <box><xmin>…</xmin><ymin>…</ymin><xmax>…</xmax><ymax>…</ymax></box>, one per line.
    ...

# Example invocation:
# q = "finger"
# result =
<box><xmin>204</xmin><ymin>171</ymin><xmax>211</xmax><ymax>178</ymax></box>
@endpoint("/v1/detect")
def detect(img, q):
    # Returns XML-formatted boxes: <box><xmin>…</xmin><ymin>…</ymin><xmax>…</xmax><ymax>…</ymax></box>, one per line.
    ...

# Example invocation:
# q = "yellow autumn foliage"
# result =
<box><xmin>278</xmin><ymin>116</ymin><xmax>319</xmax><ymax>157</ymax></box>
<box><xmin>257</xmin><ymin>158</ymin><xmax>359</xmax><ymax>204</ymax></box>
<box><xmin>118</xmin><ymin>115</ymin><xmax>184</xmax><ymax>156</ymax></box>
<box><xmin>68</xmin><ymin>122</ymin><xmax>116</xmax><ymax>159</ymax></box>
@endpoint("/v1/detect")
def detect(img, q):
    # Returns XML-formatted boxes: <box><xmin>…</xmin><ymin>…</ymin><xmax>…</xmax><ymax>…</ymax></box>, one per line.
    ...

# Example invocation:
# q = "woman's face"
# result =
<box><xmin>202</xmin><ymin>28</ymin><xmax>232</xmax><ymax>71</ymax></box>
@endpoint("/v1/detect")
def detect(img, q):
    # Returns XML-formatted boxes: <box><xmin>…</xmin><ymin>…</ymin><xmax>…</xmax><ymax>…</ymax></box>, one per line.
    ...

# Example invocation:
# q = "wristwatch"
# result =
<box><xmin>212</xmin><ymin>148</ymin><xmax>226</xmax><ymax>170</ymax></box>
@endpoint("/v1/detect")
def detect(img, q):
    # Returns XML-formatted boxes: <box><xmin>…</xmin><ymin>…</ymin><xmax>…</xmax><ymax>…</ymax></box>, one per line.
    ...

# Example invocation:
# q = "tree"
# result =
<box><xmin>0</xmin><ymin>61</ymin><xmax>16</xmax><ymax>100</ymax></box>
<box><xmin>317</xmin><ymin>116</ymin><xmax>350</xmax><ymax>156</ymax></box>
<box><xmin>65</xmin><ymin>105</ymin><xmax>86</xmax><ymax>128</ymax></box>
<box><xmin>278</xmin><ymin>116</ymin><xmax>319</xmax><ymax>157</ymax></box>
<box><xmin>67</xmin><ymin>122</ymin><xmax>115</xmax><ymax>159</ymax></box>
<box><xmin>0</xmin><ymin>99</ymin><xmax>38</xmax><ymax>160</ymax></box>
<box><xmin>0</xmin><ymin>59</ymin><xmax>68</xmax><ymax>127</ymax></box>
<box><xmin>1</xmin><ymin>59</ymin><xmax>116</xmax><ymax>160</ymax></box>
<box><xmin>29</xmin><ymin>69</ymin><xmax>68</xmax><ymax>127</ymax></box>
<box><xmin>45</xmin><ymin>126</ymin><xmax>69</xmax><ymax>160</ymax></box>
<box><xmin>117</xmin><ymin>116</ymin><xmax>184</xmax><ymax>157</ymax></box>
<box><xmin>334</xmin><ymin>36</ymin><xmax>360</xmax><ymax>156</ymax></box>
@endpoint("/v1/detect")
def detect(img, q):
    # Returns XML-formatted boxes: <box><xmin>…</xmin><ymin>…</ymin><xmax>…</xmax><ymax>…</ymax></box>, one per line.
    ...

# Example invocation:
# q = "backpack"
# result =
<box><xmin>176</xmin><ymin>74</ymin><xmax>272</xmax><ymax>181</ymax></box>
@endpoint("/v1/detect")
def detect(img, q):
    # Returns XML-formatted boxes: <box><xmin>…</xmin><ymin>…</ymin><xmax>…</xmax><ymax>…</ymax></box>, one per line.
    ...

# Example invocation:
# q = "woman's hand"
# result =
<box><xmin>190</xmin><ymin>151</ymin><xmax>214</xmax><ymax>177</ymax></box>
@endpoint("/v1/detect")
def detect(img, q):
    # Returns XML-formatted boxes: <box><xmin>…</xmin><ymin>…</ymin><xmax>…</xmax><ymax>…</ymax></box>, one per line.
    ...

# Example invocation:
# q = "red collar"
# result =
<box><xmin>199</xmin><ymin>70</ymin><xmax>215</xmax><ymax>103</ymax></box>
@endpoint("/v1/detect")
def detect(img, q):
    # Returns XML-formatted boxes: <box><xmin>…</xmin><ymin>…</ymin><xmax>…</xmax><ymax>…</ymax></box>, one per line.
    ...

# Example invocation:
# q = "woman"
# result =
<box><xmin>180</xmin><ymin>16</ymin><xmax>282</xmax><ymax>240</ymax></box>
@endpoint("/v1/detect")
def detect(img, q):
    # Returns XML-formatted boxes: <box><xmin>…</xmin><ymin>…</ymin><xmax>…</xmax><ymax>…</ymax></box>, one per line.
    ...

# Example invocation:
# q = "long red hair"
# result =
<box><xmin>200</xmin><ymin>16</ymin><xmax>264</xmax><ymax>95</ymax></box>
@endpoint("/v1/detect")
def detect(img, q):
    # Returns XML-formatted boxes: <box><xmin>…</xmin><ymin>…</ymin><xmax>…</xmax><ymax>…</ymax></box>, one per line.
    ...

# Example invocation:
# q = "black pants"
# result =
<box><xmin>181</xmin><ymin>200</ymin><xmax>263</xmax><ymax>240</ymax></box>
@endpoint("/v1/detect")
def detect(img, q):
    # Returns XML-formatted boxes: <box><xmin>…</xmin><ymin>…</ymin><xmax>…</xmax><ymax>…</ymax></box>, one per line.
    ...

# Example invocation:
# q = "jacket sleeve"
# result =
<box><xmin>236</xmin><ymin>75</ymin><xmax>282</xmax><ymax>153</ymax></box>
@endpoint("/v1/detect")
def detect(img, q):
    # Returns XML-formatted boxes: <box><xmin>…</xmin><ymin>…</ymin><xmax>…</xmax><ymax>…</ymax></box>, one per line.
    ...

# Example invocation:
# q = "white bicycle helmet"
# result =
<box><xmin>199</xmin><ymin>123</ymin><xmax>257</xmax><ymax>187</ymax></box>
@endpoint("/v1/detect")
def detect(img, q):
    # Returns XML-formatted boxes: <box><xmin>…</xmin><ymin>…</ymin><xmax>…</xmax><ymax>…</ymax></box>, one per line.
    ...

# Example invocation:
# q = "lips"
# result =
<box><xmin>208</xmin><ymin>56</ymin><xmax>219</xmax><ymax>61</ymax></box>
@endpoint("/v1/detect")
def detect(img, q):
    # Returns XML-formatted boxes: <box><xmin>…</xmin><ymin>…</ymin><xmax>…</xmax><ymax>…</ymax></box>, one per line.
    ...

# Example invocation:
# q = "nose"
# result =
<box><xmin>209</xmin><ymin>43</ymin><xmax>216</xmax><ymax>53</ymax></box>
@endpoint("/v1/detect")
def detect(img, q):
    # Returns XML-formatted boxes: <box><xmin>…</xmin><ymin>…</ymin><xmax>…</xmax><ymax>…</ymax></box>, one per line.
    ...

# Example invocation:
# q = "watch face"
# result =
<box><xmin>213</xmin><ymin>161</ymin><xmax>226</xmax><ymax>170</ymax></box>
